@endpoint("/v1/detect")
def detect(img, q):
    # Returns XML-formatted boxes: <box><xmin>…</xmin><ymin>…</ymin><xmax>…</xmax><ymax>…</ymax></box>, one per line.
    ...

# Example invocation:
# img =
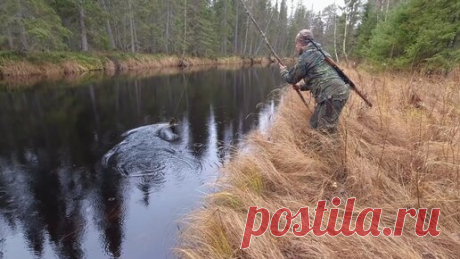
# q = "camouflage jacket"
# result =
<box><xmin>280</xmin><ymin>43</ymin><xmax>350</xmax><ymax>103</ymax></box>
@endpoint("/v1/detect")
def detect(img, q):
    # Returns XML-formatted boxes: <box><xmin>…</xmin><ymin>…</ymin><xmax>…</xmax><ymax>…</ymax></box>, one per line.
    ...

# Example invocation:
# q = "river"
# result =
<box><xmin>0</xmin><ymin>65</ymin><xmax>283</xmax><ymax>259</ymax></box>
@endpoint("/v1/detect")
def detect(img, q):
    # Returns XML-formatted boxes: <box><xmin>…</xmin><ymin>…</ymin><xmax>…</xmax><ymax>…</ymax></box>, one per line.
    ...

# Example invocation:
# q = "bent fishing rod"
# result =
<box><xmin>238</xmin><ymin>0</ymin><xmax>310</xmax><ymax>110</ymax></box>
<box><xmin>239</xmin><ymin>0</ymin><xmax>373</xmax><ymax>108</ymax></box>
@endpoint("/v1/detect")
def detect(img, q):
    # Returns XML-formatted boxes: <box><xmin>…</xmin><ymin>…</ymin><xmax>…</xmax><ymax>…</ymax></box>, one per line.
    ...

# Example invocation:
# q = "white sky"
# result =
<box><xmin>276</xmin><ymin>0</ymin><xmax>346</xmax><ymax>14</ymax></box>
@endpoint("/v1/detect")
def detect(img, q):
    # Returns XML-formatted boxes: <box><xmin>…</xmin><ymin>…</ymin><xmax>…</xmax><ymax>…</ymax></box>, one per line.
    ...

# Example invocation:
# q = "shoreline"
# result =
<box><xmin>0</xmin><ymin>63</ymin><xmax>279</xmax><ymax>88</ymax></box>
<box><xmin>0</xmin><ymin>52</ymin><xmax>285</xmax><ymax>80</ymax></box>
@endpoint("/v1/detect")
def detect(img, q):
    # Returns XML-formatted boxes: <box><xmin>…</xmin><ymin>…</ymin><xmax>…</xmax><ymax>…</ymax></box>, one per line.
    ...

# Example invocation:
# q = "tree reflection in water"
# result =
<box><xmin>0</xmin><ymin>65</ymin><xmax>282</xmax><ymax>259</ymax></box>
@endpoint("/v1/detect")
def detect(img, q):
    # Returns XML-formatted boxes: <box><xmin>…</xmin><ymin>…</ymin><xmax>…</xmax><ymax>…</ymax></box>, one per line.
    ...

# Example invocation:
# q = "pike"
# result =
<box><xmin>238</xmin><ymin>0</ymin><xmax>310</xmax><ymax>110</ymax></box>
<box><xmin>238</xmin><ymin>0</ymin><xmax>373</xmax><ymax>108</ymax></box>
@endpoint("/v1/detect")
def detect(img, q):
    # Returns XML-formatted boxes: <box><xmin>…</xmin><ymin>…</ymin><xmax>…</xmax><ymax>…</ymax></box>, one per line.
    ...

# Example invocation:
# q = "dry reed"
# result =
<box><xmin>178</xmin><ymin>68</ymin><xmax>460</xmax><ymax>259</ymax></box>
<box><xmin>1</xmin><ymin>55</ymin><xmax>275</xmax><ymax>80</ymax></box>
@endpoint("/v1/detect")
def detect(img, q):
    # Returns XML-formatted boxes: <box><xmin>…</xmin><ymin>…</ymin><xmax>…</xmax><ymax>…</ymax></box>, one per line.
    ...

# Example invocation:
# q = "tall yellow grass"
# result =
<box><xmin>0</xmin><ymin>55</ymin><xmax>276</xmax><ymax>80</ymax></box>
<box><xmin>178</xmin><ymin>68</ymin><xmax>460</xmax><ymax>259</ymax></box>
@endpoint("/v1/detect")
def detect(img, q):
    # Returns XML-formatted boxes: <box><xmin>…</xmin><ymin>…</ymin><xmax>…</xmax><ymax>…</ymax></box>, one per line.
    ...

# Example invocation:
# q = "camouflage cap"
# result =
<box><xmin>295</xmin><ymin>29</ymin><xmax>314</xmax><ymax>45</ymax></box>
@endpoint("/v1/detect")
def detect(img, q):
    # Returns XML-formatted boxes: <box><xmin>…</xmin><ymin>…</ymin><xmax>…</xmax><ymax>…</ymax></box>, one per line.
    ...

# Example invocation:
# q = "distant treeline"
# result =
<box><xmin>0</xmin><ymin>0</ymin><xmax>458</xmax><ymax>70</ymax></box>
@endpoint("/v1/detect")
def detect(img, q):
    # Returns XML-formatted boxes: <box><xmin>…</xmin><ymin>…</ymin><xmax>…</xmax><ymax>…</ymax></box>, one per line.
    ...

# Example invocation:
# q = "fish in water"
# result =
<box><xmin>102</xmin><ymin>122</ymin><xmax>201</xmax><ymax>179</ymax></box>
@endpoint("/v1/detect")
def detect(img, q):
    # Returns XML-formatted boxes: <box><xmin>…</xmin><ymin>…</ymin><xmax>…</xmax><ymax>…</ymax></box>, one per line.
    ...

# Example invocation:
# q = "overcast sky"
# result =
<box><xmin>277</xmin><ymin>0</ymin><xmax>346</xmax><ymax>13</ymax></box>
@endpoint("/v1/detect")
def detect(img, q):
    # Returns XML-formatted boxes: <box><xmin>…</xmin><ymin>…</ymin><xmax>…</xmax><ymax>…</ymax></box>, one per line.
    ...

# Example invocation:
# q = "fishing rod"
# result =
<box><xmin>238</xmin><ymin>0</ymin><xmax>310</xmax><ymax>110</ymax></box>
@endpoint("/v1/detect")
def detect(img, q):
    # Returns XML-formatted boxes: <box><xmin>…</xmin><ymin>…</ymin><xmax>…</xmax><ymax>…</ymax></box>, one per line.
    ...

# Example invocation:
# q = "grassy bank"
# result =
<box><xmin>0</xmin><ymin>61</ymin><xmax>270</xmax><ymax>89</ymax></box>
<box><xmin>0</xmin><ymin>51</ymin><xmax>275</xmax><ymax>79</ymax></box>
<box><xmin>178</xmin><ymin>68</ymin><xmax>460</xmax><ymax>258</ymax></box>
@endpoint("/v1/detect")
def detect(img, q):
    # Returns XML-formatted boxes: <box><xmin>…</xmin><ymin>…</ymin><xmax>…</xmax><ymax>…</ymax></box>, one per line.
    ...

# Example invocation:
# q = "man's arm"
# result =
<box><xmin>279</xmin><ymin>55</ymin><xmax>308</xmax><ymax>85</ymax></box>
<box><xmin>296</xmin><ymin>80</ymin><xmax>311</xmax><ymax>91</ymax></box>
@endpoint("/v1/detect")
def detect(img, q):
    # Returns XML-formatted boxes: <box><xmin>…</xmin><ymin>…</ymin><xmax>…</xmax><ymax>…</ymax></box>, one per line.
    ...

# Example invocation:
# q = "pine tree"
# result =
<box><xmin>0</xmin><ymin>0</ymin><xmax>70</xmax><ymax>51</ymax></box>
<box><xmin>354</xmin><ymin>1</ymin><xmax>379</xmax><ymax>58</ymax></box>
<box><xmin>187</xmin><ymin>0</ymin><xmax>218</xmax><ymax>56</ymax></box>
<box><xmin>365</xmin><ymin>0</ymin><xmax>460</xmax><ymax>70</ymax></box>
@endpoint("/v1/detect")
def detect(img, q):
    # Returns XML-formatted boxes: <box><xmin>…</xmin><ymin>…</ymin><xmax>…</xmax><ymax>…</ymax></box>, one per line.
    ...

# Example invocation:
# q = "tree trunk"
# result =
<box><xmin>19</xmin><ymin>24</ymin><xmax>29</xmax><ymax>50</ymax></box>
<box><xmin>165</xmin><ymin>1</ymin><xmax>171</xmax><ymax>53</ymax></box>
<box><xmin>243</xmin><ymin>1</ymin><xmax>250</xmax><ymax>56</ymax></box>
<box><xmin>246</xmin><ymin>1</ymin><xmax>256</xmax><ymax>56</ymax></box>
<box><xmin>342</xmin><ymin>11</ymin><xmax>349</xmax><ymax>64</ymax></box>
<box><xmin>274</xmin><ymin>5</ymin><xmax>282</xmax><ymax>54</ymax></box>
<box><xmin>150</xmin><ymin>11</ymin><xmax>156</xmax><ymax>52</ymax></box>
<box><xmin>333</xmin><ymin>4</ymin><xmax>339</xmax><ymax>62</ymax></box>
<box><xmin>385</xmin><ymin>0</ymin><xmax>390</xmax><ymax>22</ymax></box>
<box><xmin>128</xmin><ymin>0</ymin><xmax>135</xmax><ymax>53</ymax></box>
<box><xmin>248</xmin><ymin>25</ymin><xmax>255</xmax><ymax>56</ymax></box>
<box><xmin>117</xmin><ymin>19</ymin><xmax>126</xmax><ymax>51</ymax></box>
<box><xmin>106</xmin><ymin>20</ymin><xmax>116</xmax><ymax>50</ymax></box>
<box><xmin>122</xmin><ymin>15</ymin><xmax>128</xmax><ymax>51</ymax></box>
<box><xmin>234</xmin><ymin>2</ymin><xmax>239</xmax><ymax>54</ymax></box>
<box><xmin>7</xmin><ymin>27</ymin><xmax>14</xmax><ymax>50</ymax></box>
<box><xmin>79</xmin><ymin>0</ymin><xmax>88</xmax><ymax>51</ymax></box>
<box><xmin>101</xmin><ymin>0</ymin><xmax>116</xmax><ymax>50</ymax></box>
<box><xmin>150</xmin><ymin>27</ymin><xmax>156</xmax><ymax>53</ymax></box>
<box><xmin>16</xmin><ymin>0</ymin><xmax>29</xmax><ymax>51</ymax></box>
<box><xmin>223</xmin><ymin>1</ymin><xmax>228</xmax><ymax>55</ymax></box>
<box><xmin>134</xmin><ymin>15</ymin><xmax>138</xmax><ymax>52</ymax></box>
<box><xmin>183</xmin><ymin>0</ymin><xmax>187</xmax><ymax>56</ymax></box>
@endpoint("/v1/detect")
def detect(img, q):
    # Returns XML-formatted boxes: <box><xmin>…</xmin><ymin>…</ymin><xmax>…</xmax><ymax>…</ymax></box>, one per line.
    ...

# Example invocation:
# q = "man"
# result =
<box><xmin>280</xmin><ymin>29</ymin><xmax>350</xmax><ymax>134</ymax></box>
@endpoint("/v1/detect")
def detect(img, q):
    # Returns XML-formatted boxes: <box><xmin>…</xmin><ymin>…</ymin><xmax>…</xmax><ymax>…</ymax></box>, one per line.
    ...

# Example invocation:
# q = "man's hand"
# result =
<box><xmin>279</xmin><ymin>63</ymin><xmax>288</xmax><ymax>73</ymax></box>
<box><xmin>296</xmin><ymin>80</ymin><xmax>306</xmax><ymax>91</ymax></box>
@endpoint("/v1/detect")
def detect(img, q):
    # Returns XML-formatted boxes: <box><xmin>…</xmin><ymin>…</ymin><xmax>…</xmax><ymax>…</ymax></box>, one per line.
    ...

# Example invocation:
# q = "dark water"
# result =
<box><xmin>0</xmin><ymin>66</ymin><xmax>283</xmax><ymax>259</ymax></box>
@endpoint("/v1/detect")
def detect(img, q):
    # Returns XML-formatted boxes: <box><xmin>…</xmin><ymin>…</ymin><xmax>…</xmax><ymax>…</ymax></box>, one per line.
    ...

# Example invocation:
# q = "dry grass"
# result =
<box><xmin>0</xmin><ymin>63</ymin><xmax>266</xmax><ymax>88</ymax></box>
<box><xmin>0</xmin><ymin>53</ymin><xmax>274</xmax><ymax>80</ymax></box>
<box><xmin>0</xmin><ymin>60</ymin><xmax>95</xmax><ymax>79</ymax></box>
<box><xmin>178</xmin><ymin>68</ymin><xmax>460</xmax><ymax>259</ymax></box>
<box><xmin>116</xmin><ymin>55</ymin><xmax>181</xmax><ymax>70</ymax></box>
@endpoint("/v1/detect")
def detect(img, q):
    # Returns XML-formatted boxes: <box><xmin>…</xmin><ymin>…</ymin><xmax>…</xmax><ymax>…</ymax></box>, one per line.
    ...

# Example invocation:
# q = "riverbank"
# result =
<box><xmin>0</xmin><ymin>62</ymin><xmax>274</xmax><ymax>89</ymax></box>
<box><xmin>178</xmin><ymin>68</ymin><xmax>460</xmax><ymax>258</ymax></box>
<box><xmin>0</xmin><ymin>51</ymin><xmax>277</xmax><ymax>79</ymax></box>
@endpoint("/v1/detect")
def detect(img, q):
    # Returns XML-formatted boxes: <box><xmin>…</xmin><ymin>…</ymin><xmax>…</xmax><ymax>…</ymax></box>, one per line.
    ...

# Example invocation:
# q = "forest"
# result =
<box><xmin>0</xmin><ymin>0</ymin><xmax>458</xmax><ymax>71</ymax></box>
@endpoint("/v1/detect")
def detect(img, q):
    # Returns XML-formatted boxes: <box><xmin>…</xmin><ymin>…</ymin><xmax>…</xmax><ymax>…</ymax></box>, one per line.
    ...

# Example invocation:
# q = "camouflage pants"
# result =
<box><xmin>310</xmin><ymin>96</ymin><xmax>348</xmax><ymax>134</ymax></box>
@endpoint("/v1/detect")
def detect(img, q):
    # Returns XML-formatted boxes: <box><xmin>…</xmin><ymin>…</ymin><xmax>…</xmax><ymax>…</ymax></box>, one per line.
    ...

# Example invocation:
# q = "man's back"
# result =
<box><xmin>297</xmin><ymin>44</ymin><xmax>350</xmax><ymax>103</ymax></box>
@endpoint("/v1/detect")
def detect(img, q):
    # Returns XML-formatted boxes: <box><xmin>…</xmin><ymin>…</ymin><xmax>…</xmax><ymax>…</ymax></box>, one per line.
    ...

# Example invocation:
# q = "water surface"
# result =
<box><xmin>0</xmin><ymin>66</ymin><xmax>283</xmax><ymax>259</ymax></box>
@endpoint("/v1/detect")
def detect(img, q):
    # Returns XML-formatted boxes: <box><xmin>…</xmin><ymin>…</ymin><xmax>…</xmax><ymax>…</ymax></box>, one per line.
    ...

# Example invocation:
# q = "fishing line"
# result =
<box><xmin>172</xmin><ymin>71</ymin><xmax>191</xmax><ymax>120</ymax></box>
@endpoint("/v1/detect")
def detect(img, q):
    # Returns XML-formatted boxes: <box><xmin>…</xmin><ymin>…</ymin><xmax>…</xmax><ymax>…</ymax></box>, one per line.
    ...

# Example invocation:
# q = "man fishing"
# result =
<box><xmin>279</xmin><ymin>29</ymin><xmax>350</xmax><ymax>134</ymax></box>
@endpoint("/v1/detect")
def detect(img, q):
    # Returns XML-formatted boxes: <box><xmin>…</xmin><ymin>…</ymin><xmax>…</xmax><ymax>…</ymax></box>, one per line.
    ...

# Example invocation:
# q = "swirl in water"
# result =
<box><xmin>102</xmin><ymin>123</ymin><xmax>202</xmax><ymax>193</ymax></box>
